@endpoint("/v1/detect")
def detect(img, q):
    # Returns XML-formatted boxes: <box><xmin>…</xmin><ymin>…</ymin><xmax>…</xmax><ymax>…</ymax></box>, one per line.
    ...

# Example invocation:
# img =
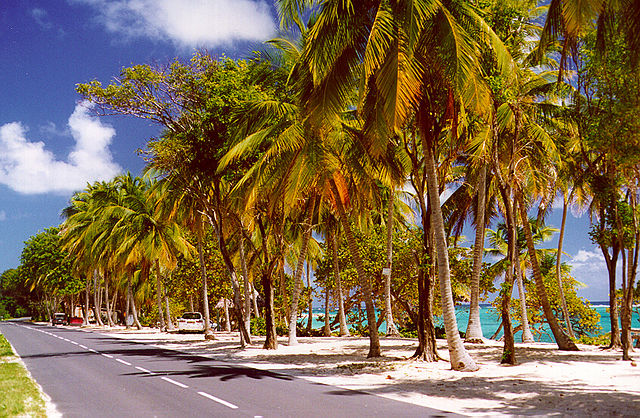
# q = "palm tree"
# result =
<box><xmin>487</xmin><ymin>219</ymin><xmax>559</xmax><ymax>341</ymax></box>
<box><xmin>289</xmin><ymin>0</ymin><xmax>516</xmax><ymax>370</ymax></box>
<box><xmin>488</xmin><ymin>63</ymin><xmax>580</xmax><ymax>351</ymax></box>
<box><xmin>536</xmin><ymin>0</ymin><xmax>640</xmax><ymax>75</ymax></box>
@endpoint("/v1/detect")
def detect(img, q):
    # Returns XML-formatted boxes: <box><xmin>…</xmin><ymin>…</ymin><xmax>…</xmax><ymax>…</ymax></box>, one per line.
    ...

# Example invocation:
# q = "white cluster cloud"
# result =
<box><xmin>31</xmin><ymin>8</ymin><xmax>53</xmax><ymax>30</ymax></box>
<box><xmin>570</xmin><ymin>248</ymin><xmax>605</xmax><ymax>267</ymax></box>
<box><xmin>0</xmin><ymin>103</ymin><xmax>121</xmax><ymax>195</ymax></box>
<box><xmin>70</xmin><ymin>0</ymin><xmax>275</xmax><ymax>48</ymax></box>
<box><xmin>0</xmin><ymin>210</ymin><xmax>6</xmax><ymax>221</ymax></box>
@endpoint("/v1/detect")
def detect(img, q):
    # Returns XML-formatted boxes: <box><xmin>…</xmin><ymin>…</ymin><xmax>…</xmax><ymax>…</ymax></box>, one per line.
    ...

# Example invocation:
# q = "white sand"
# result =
<box><xmin>94</xmin><ymin>327</ymin><xmax>640</xmax><ymax>416</ymax></box>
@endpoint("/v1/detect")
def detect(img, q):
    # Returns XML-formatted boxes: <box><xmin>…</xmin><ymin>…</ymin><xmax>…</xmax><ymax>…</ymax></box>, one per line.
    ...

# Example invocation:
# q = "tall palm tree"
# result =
<box><xmin>291</xmin><ymin>0</ymin><xmax>515</xmax><ymax>370</ymax></box>
<box><xmin>488</xmin><ymin>64</ymin><xmax>580</xmax><ymax>351</ymax></box>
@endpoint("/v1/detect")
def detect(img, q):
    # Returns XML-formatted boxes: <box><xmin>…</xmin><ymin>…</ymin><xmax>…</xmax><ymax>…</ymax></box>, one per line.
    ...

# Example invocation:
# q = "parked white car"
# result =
<box><xmin>177</xmin><ymin>312</ymin><xmax>205</xmax><ymax>333</ymax></box>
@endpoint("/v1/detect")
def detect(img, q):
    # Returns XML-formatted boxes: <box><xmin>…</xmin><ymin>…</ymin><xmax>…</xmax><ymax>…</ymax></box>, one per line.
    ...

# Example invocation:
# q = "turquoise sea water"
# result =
<box><xmin>307</xmin><ymin>302</ymin><xmax>640</xmax><ymax>342</ymax></box>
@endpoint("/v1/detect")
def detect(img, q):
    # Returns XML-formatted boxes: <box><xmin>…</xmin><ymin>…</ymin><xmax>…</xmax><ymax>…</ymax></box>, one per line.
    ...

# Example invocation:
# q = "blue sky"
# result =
<box><xmin>0</xmin><ymin>1</ymin><xmax>614</xmax><ymax>300</ymax></box>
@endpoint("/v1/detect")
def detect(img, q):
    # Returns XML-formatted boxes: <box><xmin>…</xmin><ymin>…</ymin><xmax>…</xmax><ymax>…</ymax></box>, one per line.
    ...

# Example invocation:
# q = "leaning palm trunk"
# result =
<box><xmin>93</xmin><ymin>271</ymin><xmax>104</xmax><ymax>327</ymax></box>
<box><xmin>466</xmin><ymin>164</ymin><xmax>487</xmax><ymax>342</ymax></box>
<box><xmin>331</xmin><ymin>231</ymin><xmax>350</xmax><ymax>337</ymax></box>
<box><xmin>288</xmin><ymin>194</ymin><xmax>317</xmax><ymax>345</ymax></box>
<box><xmin>104</xmin><ymin>276</ymin><xmax>116</xmax><ymax>327</ymax></box>
<box><xmin>555</xmin><ymin>195</ymin><xmax>575</xmax><ymax>338</ymax></box>
<box><xmin>330</xmin><ymin>179</ymin><xmax>380</xmax><ymax>358</ymax></box>
<box><xmin>424</xmin><ymin>142</ymin><xmax>478</xmax><ymax>371</ymax></box>
<box><xmin>383</xmin><ymin>190</ymin><xmax>399</xmax><ymax>337</ymax></box>
<box><xmin>516</xmin><ymin>194</ymin><xmax>578</xmax><ymax>351</ymax></box>
<box><xmin>206</xmin><ymin>209</ymin><xmax>251</xmax><ymax>345</ymax></box>
<box><xmin>128</xmin><ymin>277</ymin><xmax>142</xmax><ymax>330</ymax></box>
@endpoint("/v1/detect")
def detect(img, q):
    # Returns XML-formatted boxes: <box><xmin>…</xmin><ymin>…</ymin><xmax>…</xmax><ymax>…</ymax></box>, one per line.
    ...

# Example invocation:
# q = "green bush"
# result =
<box><xmin>250</xmin><ymin>317</ymin><xmax>287</xmax><ymax>336</ymax></box>
<box><xmin>578</xmin><ymin>332</ymin><xmax>611</xmax><ymax>346</ymax></box>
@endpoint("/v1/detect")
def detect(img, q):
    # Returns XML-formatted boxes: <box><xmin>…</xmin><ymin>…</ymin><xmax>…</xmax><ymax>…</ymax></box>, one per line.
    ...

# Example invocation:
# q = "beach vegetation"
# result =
<box><xmin>3</xmin><ymin>0</ymin><xmax>640</xmax><ymax>371</ymax></box>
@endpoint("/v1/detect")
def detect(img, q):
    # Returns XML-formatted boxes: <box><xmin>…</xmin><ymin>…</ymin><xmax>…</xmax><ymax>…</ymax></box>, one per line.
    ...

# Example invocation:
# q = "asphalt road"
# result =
<box><xmin>0</xmin><ymin>320</ymin><xmax>459</xmax><ymax>417</ymax></box>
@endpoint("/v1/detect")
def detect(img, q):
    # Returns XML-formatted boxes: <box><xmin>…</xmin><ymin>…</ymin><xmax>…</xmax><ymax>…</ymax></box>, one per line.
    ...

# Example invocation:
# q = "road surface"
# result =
<box><xmin>0</xmin><ymin>320</ymin><xmax>459</xmax><ymax>417</ymax></box>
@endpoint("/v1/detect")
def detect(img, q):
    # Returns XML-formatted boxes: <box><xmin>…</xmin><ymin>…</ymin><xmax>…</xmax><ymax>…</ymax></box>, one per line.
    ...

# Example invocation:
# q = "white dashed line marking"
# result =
<box><xmin>70</xmin><ymin>341</ymin><xmax>79</xmax><ymax>345</ymax></box>
<box><xmin>101</xmin><ymin>353</ymin><xmax>113</xmax><ymax>359</ymax></box>
<box><xmin>161</xmin><ymin>377</ymin><xmax>188</xmax><ymax>388</ymax></box>
<box><xmin>198</xmin><ymin>391</ymin><xmax>238</xmax><ymax>409</ymax></box>
<box><xmin>135</xmin><ymin>366</ymin><xmax>153</xmax><ymax>374</ymax></box>
<box><xmin>116</xmin><ymin>359</ymin><xmax>132</xmax><ymax>366</ymax></box>
<box><xmin>79</xmin><ymin>344</ymin><xmax>88</xmax><ymax>349</ymax></box>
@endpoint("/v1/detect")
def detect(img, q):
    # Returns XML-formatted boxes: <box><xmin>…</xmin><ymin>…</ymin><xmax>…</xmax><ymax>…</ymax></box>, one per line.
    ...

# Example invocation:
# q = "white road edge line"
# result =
<box><xmin>116</xmin><ymin>358</ymin><xmax>132</xmax><ymax>366</ymax></box>
<box><xmin>161</xmin><ymin>377</ymin><xmax>188</xmax><ymax>388</ymax></box>
<box><xmin>197</xmin><ymin>391</ymin><xmax>238</xmax><ymax>409</ymax></box>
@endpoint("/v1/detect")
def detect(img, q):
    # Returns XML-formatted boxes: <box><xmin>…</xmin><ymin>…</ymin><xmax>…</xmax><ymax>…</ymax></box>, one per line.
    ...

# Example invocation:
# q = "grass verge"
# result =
<box><xmin>0</xmin><ymin>332</ymin><xmax>47</xmax><ymax>417</ymax></box>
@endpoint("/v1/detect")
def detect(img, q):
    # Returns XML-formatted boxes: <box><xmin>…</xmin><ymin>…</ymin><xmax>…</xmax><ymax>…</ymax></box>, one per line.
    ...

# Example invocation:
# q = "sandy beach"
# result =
<box><xmin>86</xmin><ymin>327</ymin><xmax>640</xmax><ymax>416</ymax></box>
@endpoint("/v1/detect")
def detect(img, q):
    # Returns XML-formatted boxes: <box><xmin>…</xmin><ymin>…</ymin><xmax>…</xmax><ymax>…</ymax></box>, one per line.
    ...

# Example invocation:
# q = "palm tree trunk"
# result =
<box><xmin>306</xmin><ymin>262</ymin><xmax>313</xmax><ymax>334</ymax></box>
<box><xmin>155</xmin><ymin>260</ymin><xmax>165</xmax><ymax>330</ymax></box>
<box><xmin>556</xmin><ymin>193</ymin><xmax>575</xmax><ymax>338</ymax></box>
<box><xmin>252</xmin><ymin>283</ymin><xmax>260</xmax><ymax>319</ymax></box>
<box><xmin>209</xmin><ymin>213</ymin><xmax>251</xmax><ymax>345</ymax></box>
<box><xmin>165</xmin><ymin>293</ymin><xmax>174</xmax><ymax>331</ymax></box>
<box><xmin>466</xmin><ymin>164</ymin><xmax>487</xmax><ymax>342</ymax></box>
<box><xmin>125</xmin><ymin>279</ymin><xmax>131</xmax><ymax>329</ymax></box>
<box><xmin>499</xmin><ymin>184</ymin><xmax>517</xmax><ymax>364</ymax></box>
<box><xmin>323</xmin><ymin>284</ymin><xmax>331</xmax><ymax>336</ymax></box>
<box><xmin>512</xmin><ymin>199</ymin><xmax>534</xmax><ymax>344</ymax></box>
<box><xmin>622</xmin><ymin>240</ymin><xmax>638</xmax><ymax>360</ymax></box>
<box><xmin>128</xmin><ymin>278</ymin><xmax>142</xmax><ymax>330</ymax></box>
<box><xmin>240</xmin><ymin>236</ymin><xmax>252</xmax><ymax>338</ymax></box>
<box><xmin>330</xmin><ymin>178</ymin><xmax>380</xmax><ymax>358</ymax></box>
<box><xmin>424</xmin><ymin>141</ymin><xmax>478</xmax><ymax>371</ymax></box>
<box><xmin>223</xmin><ymin>299</ymin><xmax>231</xmax><ymax>332</ymax></box>
<box><xmin>383</xmin><ymin>189</ymin><xmax>400</xmax><ymax>337</ymax></box>
<box><xmin>514</xmin><ymin>256</ymin><xmax>535</xmax><ymax>343</ymax></box>
<box><xmin>516</xmin><ymin>193</ymin><xmax>578</xmax><ymax>351</ymax></box>
<box><xmin>411</xmin><ymin>198</ymin><xmax>440</xmax><ymax>361</ymax></box>
<box><xmin>196</xmin><ymin>217</ymin><xmax>212</xmax><ymax>336</ymax></box>
<box><xmin>93</xmin><ymin>271</ymin><xmax>104</xmax><ymax>327</ymax></box>
<box><xmin>288</xmin><ymin>194</ymin><xmax>316</xmax><ymax>345</ymax></box>
<box><xmin>84</xmin><ymin>276</ymin><xmax>90</xmax><ymax>326</ymax></box>
<box><xmin>331</xmin><ymin>231</ymin><xmax>349</xmax><ymax>336</ymax></box>
<box><xmin>104</xmin><ymin>276</ymin><xmax>115</xmax><ymax>327</ymax></box>
<box><xmin>262</xmin><ymin>270</ymin><xmax>278</xmax><ymax>349</ymax></box>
